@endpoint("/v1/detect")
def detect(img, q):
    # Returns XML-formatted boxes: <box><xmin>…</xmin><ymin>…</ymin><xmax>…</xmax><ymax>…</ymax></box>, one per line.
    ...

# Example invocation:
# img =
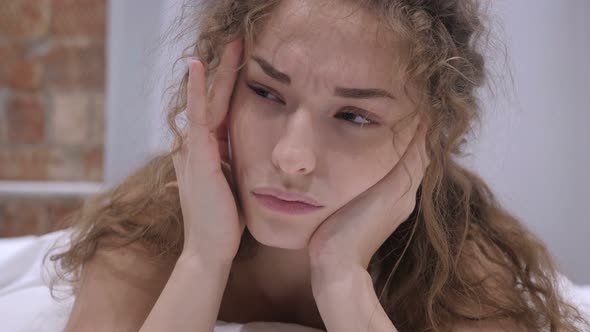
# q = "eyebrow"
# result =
<box><xmin>251</xmin><ymin>55</ymin><xmax>396</xmax><ymax>100</ymax></box>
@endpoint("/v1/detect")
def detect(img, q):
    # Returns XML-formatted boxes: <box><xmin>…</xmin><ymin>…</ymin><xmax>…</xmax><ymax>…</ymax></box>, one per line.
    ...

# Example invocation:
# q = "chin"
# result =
<box><xmin>245</xmin><ymin>215</ymin><xmax>313</xmax><ymax>250</ymax></box>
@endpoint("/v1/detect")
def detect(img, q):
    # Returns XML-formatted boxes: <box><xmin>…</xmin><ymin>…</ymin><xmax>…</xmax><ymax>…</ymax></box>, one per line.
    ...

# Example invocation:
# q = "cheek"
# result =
<box><xmin>229</xmin><ymin>88</ymin><xmax>260</xmax><ymax>144</ymax></box>
<box><xmin>229</xmin><ymin>81</ymin><xmax>277</xmax><ymax>138</ymax></box>
<box><xmin>227</xmin><ymin>87</ymin><xmax>278</xmax><ymax>178</ymax></box>
<box><xmin>327</xmin><ymin>140</ymin><xmax>398</xmax><ymax>204</ymax></box>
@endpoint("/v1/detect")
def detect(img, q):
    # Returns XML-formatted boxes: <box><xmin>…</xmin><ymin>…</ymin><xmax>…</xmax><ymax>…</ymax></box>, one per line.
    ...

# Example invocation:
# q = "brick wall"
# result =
<box><xmin>0</xmin><ymin>0</ymin><xmax>106</xmax><ymax>237</ymax></box>
<box><xmin>0</xmin><ymin>196</ymin><xmax>84</xmax><ymax>237</ymax></box>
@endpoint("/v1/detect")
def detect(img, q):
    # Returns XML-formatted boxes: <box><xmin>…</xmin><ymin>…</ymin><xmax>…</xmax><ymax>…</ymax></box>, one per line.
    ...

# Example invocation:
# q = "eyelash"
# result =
<box><xmin>247</xmin><ymin>83</ymin><xmax>379</xmax><ymax>127</ymax></box>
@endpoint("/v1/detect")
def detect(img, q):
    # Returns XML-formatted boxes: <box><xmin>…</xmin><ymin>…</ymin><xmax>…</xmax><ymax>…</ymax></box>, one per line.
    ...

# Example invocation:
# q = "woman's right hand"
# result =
<box><xmin>171</xmin><ymin>38</ymin><xmax>245</xmax><ymax>264</ymax></box>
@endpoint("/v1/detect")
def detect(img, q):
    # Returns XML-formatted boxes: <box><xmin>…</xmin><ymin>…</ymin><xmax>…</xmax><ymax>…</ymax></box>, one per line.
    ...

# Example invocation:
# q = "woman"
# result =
<box><xmin>49</xmin><ymin>0</ymin><xmax>589</xmax><ymax>331</ymax></box>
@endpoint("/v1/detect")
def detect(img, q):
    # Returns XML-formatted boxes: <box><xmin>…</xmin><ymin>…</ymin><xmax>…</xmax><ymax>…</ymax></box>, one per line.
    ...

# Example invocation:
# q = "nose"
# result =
<box><xmin>271</xmin><ymin>110</ymin><xmax>316</xmax><ymax>176</ymax></box>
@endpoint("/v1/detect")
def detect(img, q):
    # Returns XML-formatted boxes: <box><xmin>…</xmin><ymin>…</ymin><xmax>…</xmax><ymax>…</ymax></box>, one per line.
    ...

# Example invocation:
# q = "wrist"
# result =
<box><xmin>177</xmin><ymin>252</ymin><xmax>234</xmax><ymax>275</ymax></box>
<box><xmin>310</xmin><ymin>262</ymin><xmax>369</xmax><ymax>296</ymax></box>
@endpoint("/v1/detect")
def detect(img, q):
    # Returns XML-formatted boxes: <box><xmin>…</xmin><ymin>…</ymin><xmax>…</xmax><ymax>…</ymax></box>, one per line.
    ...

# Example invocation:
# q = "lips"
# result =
<box><xmin>252</xmin><ymin>193</ymin><xmax>322</xmax><ymax>215</ymax></box>
<box><xmin>251</xmin><ymin>187</ymin><xmax>322</xmax><ymax>207</ymax></box>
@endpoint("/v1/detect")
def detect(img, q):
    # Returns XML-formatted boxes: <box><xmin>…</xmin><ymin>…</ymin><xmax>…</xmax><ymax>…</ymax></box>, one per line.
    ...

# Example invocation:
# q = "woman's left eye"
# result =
<box><xmin>335</xmin><ymin>109</ymin><xmax>378</xmax><ymax>127</ymax></box>
<box><xmin>248</xmin><ymin>84</ymin><xmax>283</xmax><ymax>103</ymax></box>
<box><xmin>247</xmin><ymin>83</ymin><xmax>378</xmax><ymax>127</ymax></box>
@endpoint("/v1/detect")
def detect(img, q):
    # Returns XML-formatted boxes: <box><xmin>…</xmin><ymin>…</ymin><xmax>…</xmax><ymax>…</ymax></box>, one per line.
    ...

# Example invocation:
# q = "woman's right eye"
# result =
<box><xmin>247</xmin><ymin>83</ymin><xmax>284</xmax><ymax>104</ymax></box>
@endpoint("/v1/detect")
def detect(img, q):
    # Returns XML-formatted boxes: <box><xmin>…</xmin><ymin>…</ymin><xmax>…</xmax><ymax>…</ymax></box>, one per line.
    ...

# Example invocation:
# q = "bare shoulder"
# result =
<box><xmin>64</xmin><ymin>237</ymin><xmax>177</xmax><ymax>332</ymax></box>
<box><xmin>86</xmin><ymin>237</ymin><xmax>176</xmax><ymax>286</ymax></box>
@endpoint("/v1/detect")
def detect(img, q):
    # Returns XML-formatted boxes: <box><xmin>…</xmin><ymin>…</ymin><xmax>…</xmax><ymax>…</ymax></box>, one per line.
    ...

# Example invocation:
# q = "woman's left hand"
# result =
<box><xmin>308</xmin><ymin>117</ymin><xmax>430</xmax><ymax>276</ymax></box>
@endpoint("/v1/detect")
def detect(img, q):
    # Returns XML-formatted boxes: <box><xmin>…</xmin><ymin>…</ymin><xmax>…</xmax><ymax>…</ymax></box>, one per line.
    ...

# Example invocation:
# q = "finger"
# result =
<box><xmin>207</xmin><ymin>38</ymin><xmax>244</xmax><ymax>131</ymax></box>
<box><xmin>371</xmin><ymin>120</ymin><xmax>428</xmax><ymax>199</ymax></box>
<box><xmin>399</xmin><ymin>121</ymin><xmax>428</xmax><ymax>190</ymax></box>
<box><xmin>186</xmin><ymin>60</ymin><xmax>209</xmax><ymax>130</ymax></box>
<box><xmin>184</xmin><ymin>58</ymin><xmax>220</xmax><ymax>172</ymax></box>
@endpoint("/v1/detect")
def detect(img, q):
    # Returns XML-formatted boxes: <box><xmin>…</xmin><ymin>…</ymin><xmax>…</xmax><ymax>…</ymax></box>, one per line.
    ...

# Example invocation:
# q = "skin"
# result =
<box><xmin>221</xmin><ymin>0</ymin><xmax>421</xmax><ymax>327</ymax></box>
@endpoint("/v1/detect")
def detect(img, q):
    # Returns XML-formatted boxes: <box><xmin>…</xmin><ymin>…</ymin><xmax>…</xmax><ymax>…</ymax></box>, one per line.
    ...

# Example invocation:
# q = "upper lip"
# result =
<box><xmin>252</xmin><ymin>187</ymin><xmax>323</xmax><ymax>207</ymax></box>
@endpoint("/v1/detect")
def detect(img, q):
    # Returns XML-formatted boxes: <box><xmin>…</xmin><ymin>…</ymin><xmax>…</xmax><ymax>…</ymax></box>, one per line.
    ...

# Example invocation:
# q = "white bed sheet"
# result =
<box><xmin>0</xmin><ymin>229</ymin><xmax>587</xmax><ymax>332</ymax></box>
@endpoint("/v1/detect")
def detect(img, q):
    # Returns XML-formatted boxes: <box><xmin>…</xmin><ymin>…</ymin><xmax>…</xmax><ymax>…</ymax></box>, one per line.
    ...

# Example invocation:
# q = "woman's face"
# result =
<box><xmin>228</xmin><ymin>0</ymin><xmax>419</xmax><ymax>249</ymax></box>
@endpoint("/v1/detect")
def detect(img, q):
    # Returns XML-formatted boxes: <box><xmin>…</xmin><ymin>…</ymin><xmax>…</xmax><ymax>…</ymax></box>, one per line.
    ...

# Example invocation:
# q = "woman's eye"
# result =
<box><xmin>247</xmin><ymin>84</ymin><xmax>283</xmax><ymax>103</ymax></box>
<box><xmin>336</xmin><ymin>110</ymin><xmax>378</xmax><ymax>127</ymax></box>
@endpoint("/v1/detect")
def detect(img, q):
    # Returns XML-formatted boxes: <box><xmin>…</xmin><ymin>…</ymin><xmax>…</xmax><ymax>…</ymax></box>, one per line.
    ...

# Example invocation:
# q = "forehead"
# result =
<box><xmin>251</xmin><ymin>0</ymin><xmax>407</xmax><ymax>91</ymax></box>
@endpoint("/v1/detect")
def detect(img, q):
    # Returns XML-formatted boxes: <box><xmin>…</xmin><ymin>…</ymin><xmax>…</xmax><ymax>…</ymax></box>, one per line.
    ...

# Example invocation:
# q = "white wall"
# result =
<box><xmin>105</xmin><ymin>0</ymin><xmax>188</xmax><ymax>185</ymax></box>
<box><xmin>462</xmin><ymin>0</ymin><xmax>590</xmax><ymax>284</ymax></box>
<box><xmin>105</xmin><ymin>0</ymin><xmax>161</xmax><ymax>185</ymax></box>
<box><xmin>106</xmin><ymin>0</ymin><xmax>590</xmax><ymax>283</ymax></box>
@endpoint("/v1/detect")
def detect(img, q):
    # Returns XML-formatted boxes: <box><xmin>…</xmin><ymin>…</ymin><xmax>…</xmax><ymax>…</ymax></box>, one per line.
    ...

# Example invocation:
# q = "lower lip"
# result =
<box><xmin>252</xmin><ymin>193</ymin><xmax>322</xmax><ymax>215</ymax></box>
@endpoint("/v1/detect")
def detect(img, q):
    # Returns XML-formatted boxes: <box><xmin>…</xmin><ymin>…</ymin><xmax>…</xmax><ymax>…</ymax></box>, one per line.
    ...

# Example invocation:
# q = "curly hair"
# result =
<box><xmin>47</xmin><ymin>1</ymin><xmax>589</xmax><ymax>331</ymax></box>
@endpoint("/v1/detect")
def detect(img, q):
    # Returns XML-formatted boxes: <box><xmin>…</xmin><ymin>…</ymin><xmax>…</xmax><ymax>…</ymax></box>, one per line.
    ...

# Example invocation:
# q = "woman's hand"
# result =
<box><xmin>171</xmin><ymin>38</ymin><xmax>244</xmax><ymax>264</ymax></box>
<box><xmin>308</xmin><ymin>117</ymin><xmax>430</xmax><ymax>276</ymax></box>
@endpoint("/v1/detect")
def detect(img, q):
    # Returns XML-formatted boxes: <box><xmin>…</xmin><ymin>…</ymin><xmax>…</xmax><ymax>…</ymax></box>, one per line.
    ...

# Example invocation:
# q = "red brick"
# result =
<box><xmin>43</xmin><ymin>42</ymin><xmax>105</xmax><ymax>89</ymax></box>
<box><xmin>0</xmin><ymin>43</ymin><xmax>24</xmax><ymax>86</ymax></box>
<box><xmin>6</xmin><ymin>94</ymin><xmax>46</xmax><ymax>144</ymax></box>
<box><xmin>0</xmin><ymin>0</ymin><xmax>50</xmax><ymax>40</ymax></box>
<box><xmin>46</xmin><ymin>148</ymin><xmax>84</xmax><ymax>181</ymax></box>
<box><xmin>89</xmin><ymin>93</ymin><xmax>105</xmax><ymax>145</ymax></box>
<box><xmin>81</xmin><ymin>146</ymin><xmax>103</xmax><ymax>181</ymax></box>
<box><xmin>0</xmin><ymin>199</ymin><xmax>47</xmax><ymax>237</ymax></box>
<box><xmin>0</xmin><ymin>146</ymin><xmax>86</xmax><ymax>181</ymax></box>
<box><xmin>52</xmin><ymin>92</ymin><xmax>91</xmax><ymax>146</ymax></box>
<box><xmin>0</xmin><ymin>147</ymin><xmax>50</xmax><ymax>180</ymax></box>
<box><xmin>8</xmin><ymin>59</ymin><xmax>44</xmax><ymax>90</ymax></box>
<box><xmin>47</xmin><ymin>197</ymin><xmax>83</xmax><ymax>232</ymax></box>
<box><xmin>0</xmin><ymin>102</ymin><xmax>6</xmax><ymax>143</ymax></box>
<box><xmin>0</xmin><ymin>43</ymin><xmax>45</xmax><ymax>90</ymax></box>
<box><xmin>50</xmin><ymin>0</ymin><xmax>106</xmax><ymax>40</ymax></box>
<box><xmin>0</xmin><ymin>43</ymin><xmax>20</xmax><ymax>59</ymax></box>
<box><xmin>0</xmin><ymin>117</ymin><xmax>6</xmax><ymax>143</ymax></box>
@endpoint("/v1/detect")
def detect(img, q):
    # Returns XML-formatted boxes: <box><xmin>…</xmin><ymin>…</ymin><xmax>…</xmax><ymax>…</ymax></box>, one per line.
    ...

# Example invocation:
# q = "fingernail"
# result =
<box><xmin>186</xmin><ymin>58</ymin><xmax>199</xmax><ymax>76</ymax></box>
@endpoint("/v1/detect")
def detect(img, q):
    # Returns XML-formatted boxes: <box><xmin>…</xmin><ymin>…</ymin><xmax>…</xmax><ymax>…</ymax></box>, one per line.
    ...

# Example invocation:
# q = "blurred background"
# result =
<box><xmin>0</xmin><ymin>0</ymin><xmax>105</xmax><ymax>237</ymax></box>
<box><xmin>0</xmin><ymin>0</ymin><xmax>588</xmax><ymax>284</ymax></box>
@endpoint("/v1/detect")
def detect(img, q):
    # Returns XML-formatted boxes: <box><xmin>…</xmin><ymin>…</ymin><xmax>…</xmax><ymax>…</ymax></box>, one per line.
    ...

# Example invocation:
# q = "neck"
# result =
<box><xmin>219</xmin><ymin>237</ymin><xmax>325</xmax><ymax>329</ymax></box>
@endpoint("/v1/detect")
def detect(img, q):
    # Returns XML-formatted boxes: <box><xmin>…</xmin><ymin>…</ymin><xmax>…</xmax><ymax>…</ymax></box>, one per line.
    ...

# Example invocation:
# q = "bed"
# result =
<box><xmin>0</xmin><ymin>229</ymin><xmax>588</xmax><ymax>332</ymax></box>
